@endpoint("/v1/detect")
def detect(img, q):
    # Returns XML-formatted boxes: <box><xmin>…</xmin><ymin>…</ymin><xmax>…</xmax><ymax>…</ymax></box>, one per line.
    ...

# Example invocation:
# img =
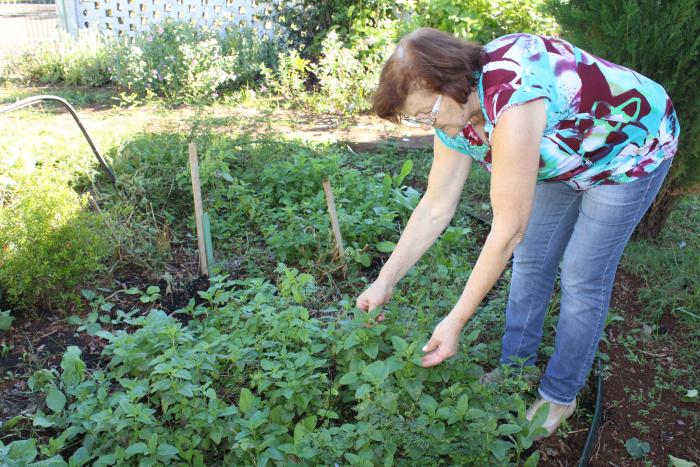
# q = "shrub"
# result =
<box><xmin>548</xmin><ymin>0</ymin><xmax>700</xmax><ymax>236</ymax></box>
<box><xmin>0</xmin><ymin>174</ymin><xmax>110</xmax><ymax>313</ymax></box>
<box><xmin>311</xmin><ymin>31</ymin><xmax>391</xmax><ymax>114</ymax></box>
<box><xmin>220</xmin><ymin>26</ymin><xmax>282</xmax><ymax>89</ymax></box>
<box><xmin>111</xmin><ymin>19</ymin><xmax>236</xmax><ymax>103</ymax></box>
<box><xmin>2</xmin><ymin>30</ymin><xmax>111</xmax><ymax>86</ymax></box>
<box><xmin>262</xmin><ymin>49</ymin><xmax>311</xmax><ymax>107</ymax></box>
<box><xmin>407</xmin><ymin>0</ymin><xmax>558</xmax><ymax>44</ymax></box>
<box><xmin>263</xmin><ymin>29</ymin><xmax>392</xmax><ymax>114</ymax></box>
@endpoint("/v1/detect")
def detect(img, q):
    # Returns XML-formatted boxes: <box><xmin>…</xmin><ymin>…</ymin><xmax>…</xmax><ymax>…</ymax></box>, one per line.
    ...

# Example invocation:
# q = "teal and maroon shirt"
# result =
<box><xmin>436</xmin><ymin>33</ymin><xmax>680</xmax><ymax>190</ymax></box>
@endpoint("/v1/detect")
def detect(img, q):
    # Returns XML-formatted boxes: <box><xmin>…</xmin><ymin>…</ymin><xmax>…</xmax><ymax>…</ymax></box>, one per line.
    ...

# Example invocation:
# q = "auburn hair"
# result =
<box><xmin>373</xmin><ymin>28</ymin><xmax>484</xmax><ymax>123</ymax></box>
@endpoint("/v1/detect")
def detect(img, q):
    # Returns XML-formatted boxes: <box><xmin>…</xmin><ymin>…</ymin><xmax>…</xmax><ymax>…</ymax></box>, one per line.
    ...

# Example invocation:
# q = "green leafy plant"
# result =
<box><xmin>0</xmin><ymin>174</ymin><xmax>110</xmax><ymax>313</ymax></box>
<box><xmin>2</xmin><ymin>29</ymin><xmax>111</xmax><ymax>86</ymax></box>
<box><xmin>625</xmin><ymin>437</ymin><xmax>651</xmax><ymax>459</ymax></box>
<box><xmin>111</xmin><ymin>19</ymin><xmax>236</xmax><ymax>103</ymax></box>
<box><xmin>3</xmin><ymin>276</ymin><xmax>542</xmax><ymax>465</ymax></box>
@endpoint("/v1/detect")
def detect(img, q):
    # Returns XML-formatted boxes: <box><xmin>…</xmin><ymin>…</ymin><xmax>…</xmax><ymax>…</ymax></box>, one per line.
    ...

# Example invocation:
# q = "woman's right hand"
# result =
<box><xmin>356</xmin><ymin>280</ymin><xmax>394</xmax><ymax>322</ymax></box>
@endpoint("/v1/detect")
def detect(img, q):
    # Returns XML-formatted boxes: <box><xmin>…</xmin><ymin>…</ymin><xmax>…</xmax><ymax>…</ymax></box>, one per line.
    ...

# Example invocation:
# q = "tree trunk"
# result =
<box><xmin>634</xmin><ymin>183</ymin><xmax>676</xmax><ymax>239</ymax></box>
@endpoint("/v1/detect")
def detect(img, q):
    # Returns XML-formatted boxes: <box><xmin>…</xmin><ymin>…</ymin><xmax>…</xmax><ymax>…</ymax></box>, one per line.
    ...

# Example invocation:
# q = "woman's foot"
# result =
<box><xmin>525</xmin><ymin>398</ymin><xmax>577</xmax><ymax>440</ymax></box>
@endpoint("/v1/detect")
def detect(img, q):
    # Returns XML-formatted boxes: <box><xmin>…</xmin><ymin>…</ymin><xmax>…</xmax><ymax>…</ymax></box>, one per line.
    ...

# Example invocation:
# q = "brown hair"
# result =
<box><xmin>373</xmin><ymin>28</ymin><xmax>484</xmax><ymax>123</ymax></box>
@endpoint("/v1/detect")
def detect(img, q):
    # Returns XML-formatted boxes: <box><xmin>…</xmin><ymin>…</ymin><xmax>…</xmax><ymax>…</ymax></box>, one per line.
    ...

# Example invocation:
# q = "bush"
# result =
<box><xmin>111</xmin><ymin>19</ymin><xmax>236</xmax><ymax>103</ymax></box>
<box><xmin>220</xmin><ymin>26</ymin><xmax>281</xmax><ymax>89</ymax></box>
<box><xmin>264</xmin><ymin>29</ymin><xmax>392</xmax><ymax>114</ymax></box>
<box><xmin>408</xmin><ymin>0</ymin><xmax>558</xmax><ymax>44</ymax></box>
<box><xmin>262</xmin><ymin>49</ymin><xmax>311</xmax><ymax>107</ymax></box>
<box><xmin>2</xmin><ymin>30</ymin><xmax>111</xmax><ymax>86</ymax></box>
<box><xmin>311</xmin><ymin>31</ymin><xmax>389</xmax><ymax>114</ymax></box>
<box><xmin>0</xmin><ymin>174</ymin><xmax>110</xmax><ymax>313</ymax></box>
<box><xmin>548</xmin><ymin>0</ymin><xmax>700</xmax><ymax>236</ymax></box>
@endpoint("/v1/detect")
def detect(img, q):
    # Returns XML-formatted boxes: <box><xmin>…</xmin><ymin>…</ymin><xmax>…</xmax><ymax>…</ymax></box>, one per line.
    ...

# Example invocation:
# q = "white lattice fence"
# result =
<box><xmin>61</xmin><ymin>0</ymin><xmax>277</xmax><ymax>38</ymax></box>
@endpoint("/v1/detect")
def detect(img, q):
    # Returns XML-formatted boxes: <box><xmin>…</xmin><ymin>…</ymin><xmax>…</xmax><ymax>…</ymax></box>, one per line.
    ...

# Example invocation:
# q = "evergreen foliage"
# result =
<box><xmin>549</xmin><ymin>0</ymin><xmax>700</xmax><ymax>235</ymax></box>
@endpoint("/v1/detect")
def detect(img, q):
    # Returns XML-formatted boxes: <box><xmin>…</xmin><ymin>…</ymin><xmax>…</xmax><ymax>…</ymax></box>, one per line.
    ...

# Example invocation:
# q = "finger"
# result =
<box><xmin>356</xmin><ymin>297</ymin><xmax>369</xmax><ymax>311</ymax></box>
<box><xmin>422</xmin><ymin>338</ymin><xmax>439</xmax><ymax>353</ymax></box>
<box><xmin>376</xmin><ymin>312</ymin><xmax>385</xmax><ymax>322</ymax></box>
<box><xmin>421</xmin><ymin>348</ymin><xmax>448</xmax><ymax>368</ymax></box>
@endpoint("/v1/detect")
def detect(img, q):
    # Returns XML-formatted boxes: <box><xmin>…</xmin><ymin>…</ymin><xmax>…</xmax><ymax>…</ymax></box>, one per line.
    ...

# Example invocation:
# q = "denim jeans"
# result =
<box><xmin>500</xmin><ymin>158</ymin><xmax>673</xmax><ymax>405</ymax></box>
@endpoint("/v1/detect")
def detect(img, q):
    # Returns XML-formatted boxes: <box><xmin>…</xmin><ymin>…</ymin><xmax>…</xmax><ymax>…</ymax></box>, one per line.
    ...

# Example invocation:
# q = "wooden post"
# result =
<box><xmin>189</xmin><ymin>143</ymin><xmax>208</xmax><ymax>276</ymax></box>
<box><xmin>323</xmin><ymin>179</ymin><xmax>345</xmax><ymax>260</ymax></box>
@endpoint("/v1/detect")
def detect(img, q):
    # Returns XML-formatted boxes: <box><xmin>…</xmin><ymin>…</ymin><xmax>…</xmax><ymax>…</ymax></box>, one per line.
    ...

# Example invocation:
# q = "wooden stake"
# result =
<box><xmin>323</xmin><ymin>179</ymin><xmax>345</xmax><ymax>260</ymax></box>
<box><xmin>189</xmin><ymin>142</ymin><xmax>209</xmax><ymax>276</ymax></box>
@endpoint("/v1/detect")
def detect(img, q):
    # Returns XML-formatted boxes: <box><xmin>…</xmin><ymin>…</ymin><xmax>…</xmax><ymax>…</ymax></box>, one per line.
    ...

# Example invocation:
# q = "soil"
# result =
<box><xmin>536</xmin><ymin>269</ymin><xmax>700</xmax><ymax>466</ymax></box>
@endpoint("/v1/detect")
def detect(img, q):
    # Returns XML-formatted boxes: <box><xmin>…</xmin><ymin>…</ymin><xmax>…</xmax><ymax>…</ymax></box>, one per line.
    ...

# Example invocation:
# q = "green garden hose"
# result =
<box><xmin>577</xmin><ymin>359</ymin><xmax>604</xmax><ymax>466</ymax></box>
<box><xmin>0</xmin><ymin>95</ymin><xmax>117</xmax><ymax>183</ymax></box>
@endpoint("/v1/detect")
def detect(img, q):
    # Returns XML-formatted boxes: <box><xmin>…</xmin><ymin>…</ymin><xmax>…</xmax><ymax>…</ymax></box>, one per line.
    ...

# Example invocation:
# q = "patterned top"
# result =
<box><xmin>436</xmin><ymin>34</ymin><xmax>680</xmax><ymax>190</ymax></box>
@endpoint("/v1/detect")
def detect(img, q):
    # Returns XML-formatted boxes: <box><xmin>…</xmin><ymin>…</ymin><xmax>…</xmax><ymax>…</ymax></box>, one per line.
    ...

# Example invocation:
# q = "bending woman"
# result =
<box><xmin>356</xmin><ymin>28</ymin><xmax>679</xmax><ymax>438</ymax></box>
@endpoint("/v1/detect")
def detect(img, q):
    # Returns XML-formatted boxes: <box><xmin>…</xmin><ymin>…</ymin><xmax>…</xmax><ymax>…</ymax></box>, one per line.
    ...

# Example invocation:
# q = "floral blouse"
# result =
<box><xmin>436</xmin><ymin>33</ymin><xmax>680</xmax><ymax>190</ymax></box>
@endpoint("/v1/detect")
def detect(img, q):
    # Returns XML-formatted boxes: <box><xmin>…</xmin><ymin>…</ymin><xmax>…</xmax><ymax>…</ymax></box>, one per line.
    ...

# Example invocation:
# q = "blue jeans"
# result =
<box><xmin>500</xmin><ymin>158</ymin><xmax>673</xmax><ymax>405</ymax></box>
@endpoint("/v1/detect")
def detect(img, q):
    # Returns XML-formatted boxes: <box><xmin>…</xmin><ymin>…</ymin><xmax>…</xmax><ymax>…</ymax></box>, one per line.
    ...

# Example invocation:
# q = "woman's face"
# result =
<box><xmin>402</xmin><ymin>89</ymin><xmax>472</xmax><ymax>137</ymax></box>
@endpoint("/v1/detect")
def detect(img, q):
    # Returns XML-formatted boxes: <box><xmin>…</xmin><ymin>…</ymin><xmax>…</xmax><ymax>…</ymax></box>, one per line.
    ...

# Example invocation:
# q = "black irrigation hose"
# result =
<box><xmin>0</xmin><ymin>95</ymin><xmax>117</xmax><ymax>184</ymax></box>
<box><xmin>577</xmin><ymin>358</ymin><xmax>605</xmax><ymax>466</ymax></box>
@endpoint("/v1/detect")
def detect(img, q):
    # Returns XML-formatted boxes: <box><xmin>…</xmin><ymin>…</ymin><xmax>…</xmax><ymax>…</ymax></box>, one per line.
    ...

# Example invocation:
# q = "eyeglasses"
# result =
<box><xmin>401</xmin><ymin>94</ymin><xmax>442</xmax><ymax>127</ymax></box>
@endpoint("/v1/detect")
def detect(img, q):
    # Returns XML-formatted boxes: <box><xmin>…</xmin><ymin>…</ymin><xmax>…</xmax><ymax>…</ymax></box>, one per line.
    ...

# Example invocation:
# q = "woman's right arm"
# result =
<box><xmin>356</xmin><ymin>134</ymin><xmax>473</xmax><ymax>312</ymax></box>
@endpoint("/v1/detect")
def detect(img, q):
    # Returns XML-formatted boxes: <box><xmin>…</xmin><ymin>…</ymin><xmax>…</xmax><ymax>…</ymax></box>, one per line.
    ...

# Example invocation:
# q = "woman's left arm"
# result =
<box><xmin>422</xmin><ymin>99</ymin><xmax>547</xmax><ymax>367</ymax></box>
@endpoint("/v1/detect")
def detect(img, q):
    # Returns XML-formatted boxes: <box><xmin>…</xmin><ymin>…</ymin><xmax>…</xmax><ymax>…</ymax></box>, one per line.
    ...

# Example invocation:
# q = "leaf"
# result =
<box><xmin>238</xmin><ymin>388</ymin><xmax>255</xmax><ymax>414</ymax></box>
<box><xmin>456</xmin><ymin>394</ymin><xmax>469</xmax><ymax>413</ymax></box>
<box><xmin>625</xmin><ymin>437</ymin><xmax>651</xmax><ymax>459</ymax></box>
<box><xmin>7</xmin><ymin>438</ymin><xmax>37</xmax><ymax>463</ymax></box>
<box><xmin>81</xmin><ymin>289</ymin><xmax>96</xmax><ymax>301</ymax></box>
<box><xmin>355</xmin><ymin>384</ymin><xmax>372</xmax><ymax>399</ymax></box>
<box><xmin>94</xmin><ymin>330</ymin><xmax>116</xmax><ymax>341</ymax></box>
<box><xmin>31</xmin><ymin>454</ymin><xmax>69</xmax><ymax>466</ymax></box>
<box><xmin>384</xmin><ymin>357</ymin><xmax>404</xmax><ymax>374</ymax></box>
<box><xmin>523</xmin><ymin>450</ymin><xmax>540</xmax><ymax>467</ymax></box>
<box><xmin>301</xmin><ymin>415</ymin><xmax>316</xmax><ymax>431</ymax></box>
<box><xmin>395</xmin><ymin>159</ymin><xmax>413</xmax><ymax>187</ymax></box>
<box><xmin>157</xmin><ymin>443</ymin><xmax>179</xmax><ymax>458</ymax></box>
<box><xmin>529</xmin><ymin>401</ymin><xmax>550</xmax><ymax>432</ymax></box>
<box><xmin>681</xmin><ymin>388</ymin><xmax>698</xmax><ymax>403</ymax></box>
<box><xmin>390</xmin><ymin>335</ymin><xmax>408</xmax><ymax>353</ymax></box>
<box><xmin>65</xmin><ymin>315</ymin><xmax>83</xmax><ymax>325</ymax></box>
<box><xmin>125</xmin><ymin>442</ymin><xmax>149</xmax><ymax>458</ymax></box>
<box><xmin>436</xmin><ymin>407</ymin><xmax>452</xmax><ymax>420</ymax></box>
<box><xmin>338</xmin><ymin>372</ymin><xmax>358</xmax><ymax>385</ymax></box>
<box><xmin>383</xmin><ymin>173</ymin><xmax>392</xmax><ymax>194</ymax></box>
<box><xmin>146</xmin><ymin>286</ymin><xmax>160</xmax><ymax>295</ymax></box>
<box><xmin>220</xmin><ymin>405</ymin><xmax>238</xmax><ymax>417</ymax></box>
<box><xmin>33</xmin><ymin>412</ymin><xmax>56</xmax><ymax>428</ymax></box>
<box><xmin>363</xmin><ymin>342</ymin><xmax>379</xmax><ymax>359</ymax></box>
<box><xmin>497</xmin><ymin>423</ymin><xmax>522</xmax><ymax>436</ymax></box>
<box><xmin>669</xmin><ymin>454</ymin><xmax>697</xmax><ymax>467</ymax></box>
<box><xmin>376</xmin><ymin>241</ymin><xmax>396</xmax><ymax>253</ymax></box>
<box><xmin>358</xmin><ymin>252</ymin><xmax>370</xmax><ymax>267</ymax></box>
<box><xmin>46</xmin><ymin>386</ymin><xmax>66</xmax><ymax>413</ymax></box>
<box><xmin>362</xmin><ymin>361</ymin><xmax>387</xmax><ymax>385</ymax></box>
<box><xmin>0</xmin><ymin>310</ymin><xmax>15</xmax><ymax>331</ymax></box>
<box><xmin>60</xmin><ymin>346</ymin><xmax>85</xmax><ymax>389</ymax></box>
<box><xmin>427</xmin><ymin>422</ymin><xmax>445</xmax><ymax>439</ymax></box>
<box><xmin>488</xmin><ymin>439</ymin><xmax>512</xmax><ymax>461</ymax></box>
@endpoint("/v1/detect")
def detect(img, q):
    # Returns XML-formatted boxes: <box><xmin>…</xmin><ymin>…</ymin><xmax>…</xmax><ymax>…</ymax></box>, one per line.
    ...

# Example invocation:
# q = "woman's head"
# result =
<box><xmin>373</xmin><ymin>28</ymin><xmax>484</xmax><ymax>125</ymax></box>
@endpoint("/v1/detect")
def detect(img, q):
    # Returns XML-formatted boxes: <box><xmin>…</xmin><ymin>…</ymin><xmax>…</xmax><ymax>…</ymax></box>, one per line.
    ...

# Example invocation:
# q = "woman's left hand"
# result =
<box><xmin>421</xmin><ymin>315</ymin><xmax>464</xmax><ymax>367</ymax></box>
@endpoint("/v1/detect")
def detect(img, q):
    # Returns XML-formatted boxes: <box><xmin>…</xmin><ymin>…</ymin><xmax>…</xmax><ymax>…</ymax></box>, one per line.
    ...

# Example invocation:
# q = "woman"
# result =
<box><xmin>356</xmin><ymin>28</ymin><xmax>679</xmax><ymax>438</ymax></box>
